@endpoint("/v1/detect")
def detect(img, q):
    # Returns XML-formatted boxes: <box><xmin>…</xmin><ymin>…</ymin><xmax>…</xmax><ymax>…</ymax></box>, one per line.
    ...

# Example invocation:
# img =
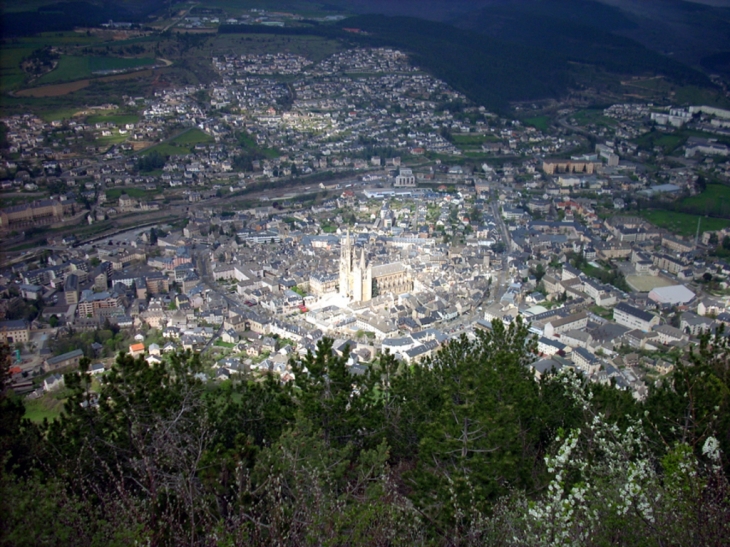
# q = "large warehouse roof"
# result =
<box><xmin>648</xmin><ymin>285</ymin><xmax>696</xmax><ymax>305</ymax></box>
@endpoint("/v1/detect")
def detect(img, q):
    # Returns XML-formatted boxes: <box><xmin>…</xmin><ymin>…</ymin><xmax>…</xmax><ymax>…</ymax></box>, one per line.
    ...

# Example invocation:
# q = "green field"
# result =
<box><xmin>24</xmin><ymin>395</ymin><xmax>64</xmax><ymax>423</ymax></box>
<box><xmin>140</xmin><ymin>128</ymin><xmax>214</xmax><ymax>157</ymax></box>
<box><xmin>523</xmin><ymin>115</ymin><xmax>550</xmax><ymax>131</ymax></box>
<box><xmin>451</xmin><ymin>134</ymin><xmax>492</xmax><ymax>146</ymax></box>
<box><xmin>36</xmin><ymin>55</ymin><xmax>156</xmax><ymax>85</ymax></box>
<box><xmin>635</xmin><ymin>130</ymin><xmax>687</xmax><ymax>154</ymax></box>
<box><xmin>1</xmin><ymin>32</ymin><xmax>106</xmax><ymax>92</ymax></box>
<box><xmin>87</xmin><ymin>113</ymin><xmax>140</xmax><ymax>125</ymax></box>
<box><xmin>682</xmin><ymin>184</ymin><xmax>730</xmax><ymax>212</ymax></box>
<box><xmin>0</xmin><ymin>45</ymin><xmax>36</xmax><ymax>92</ymax></box>
<box><xmin>39</xmin><ymin>107</ymin><xmax>83</xmax><ymax>121</ymax></box>
<box><xmin>571</xmin><ymin>109</ymin><xmax>616</xmax><ymax>127</ymax></box>
<box><xmin>170</xmin><ymin>127</ymin><xmax>214</xmax><ymax>146</ymax></box>
<box><xmin>640</xmin><ymin>210</ymin><xmax>730</xmax><ymax>237</ymax></box>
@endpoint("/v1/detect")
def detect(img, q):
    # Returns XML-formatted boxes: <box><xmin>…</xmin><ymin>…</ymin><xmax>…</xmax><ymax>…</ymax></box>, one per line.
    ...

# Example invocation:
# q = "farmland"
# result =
<box><xmin>35</xmin><ymin>55</ymin><xmax>156</xmax><ymax>85</ymax></box>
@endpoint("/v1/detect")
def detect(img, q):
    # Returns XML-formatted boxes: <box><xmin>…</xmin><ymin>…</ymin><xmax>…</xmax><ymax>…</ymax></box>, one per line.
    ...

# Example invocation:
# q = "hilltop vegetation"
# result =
<box><xmin>1</xmin><ymin>321</ymin><xmax>729</xmax><ymax>546</ymax></box>
<box><xmin>0</xmin><ymin>0</ymin><xmax>166</xmax><ymax>37</ymax></box>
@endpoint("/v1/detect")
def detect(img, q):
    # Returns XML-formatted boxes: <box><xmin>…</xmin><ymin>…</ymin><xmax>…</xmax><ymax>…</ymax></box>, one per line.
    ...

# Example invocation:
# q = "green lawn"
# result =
<box><xmin>674</xmin><ymin>85</ymin><xmax>730</xmax><ymax>110</ymax></box>
<box><xmin>139</xmin><ymin>128</ymin><xmax>214</xmax><ymax>157</ymax></box>
<box><xmin>40</xmin><ymin>107</ymin><xmax>83</xmax><ymax>122</ymax></box>
<box><xmin>170</xmin><ymin>127</ymin><xmax>214</xmax><ymax>146</ymax></box>
<box><xmin>87</xmin><ymin>113</ymin><xmax>140</xmax><ymax>126</ymax></box>
<box><xmin>523</xmin><ymin>115</ymin><xmax>550</xmax><ymax>132</ymax></box>
<box><xmin>640</xmin><ymin>210</ymin><xmax>730</xmax><ymax>237</ymax></box>
<box><xmin>635</xmin><ymin>130</ymin><xmax>687</xmax><ymax>155</ymax></box>
<box><xmin>571</xmin><ymin>109</ymin><xmax>616</xmax><ymax>127</ymax></box>
<box><xmin>0</xmin><ymin>45</ymin><xmax>35</xmax><ymax>92</ymax></box>
<box><xmin>681</xmin><ymin>184</ymin><xmax>730</xmax><ymax>213</ymax></box>
<box><xmin>451</xmin><ymin>133</ymin><xmax>491</xmax><ymax>145</ymax></box>
<box><xmin>24</xmin><ymin>395</ymin><xmax>64</xmax><ymax>423</ymax></box>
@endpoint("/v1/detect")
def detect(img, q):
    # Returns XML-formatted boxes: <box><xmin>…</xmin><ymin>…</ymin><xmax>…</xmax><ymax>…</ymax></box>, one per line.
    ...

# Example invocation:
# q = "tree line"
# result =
<box><xmin>1</xmin><ymin>318</ymin><xmax>728</xmax><ymax>546</ymax></box>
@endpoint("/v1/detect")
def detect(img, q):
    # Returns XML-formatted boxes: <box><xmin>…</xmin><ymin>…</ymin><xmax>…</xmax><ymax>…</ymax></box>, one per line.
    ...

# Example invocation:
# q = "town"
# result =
<box><xmin>3</xmin><ymin>40</ymin><xmax>730</xmax><ymax>418</ymax></box>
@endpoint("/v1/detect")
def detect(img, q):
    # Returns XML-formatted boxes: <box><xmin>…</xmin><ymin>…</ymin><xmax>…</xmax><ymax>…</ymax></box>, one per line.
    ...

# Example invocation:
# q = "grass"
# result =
<box><xmin>170</xmin><ymin>127</ymin><xmax>213</xmax><ymax>146</ymax></box>
<box><xmin>674</xmin><ymin>85</ymin><xmax>730</xmax><ymax>110</ymax></box>
<box><xmin>0</xmin><ymin>30</ymin><xmax>106</xmax><ymax>92</ymax></box>
<box><xmin>87</xmin><ymin>113</ymin><xmax>140</xmax><ymax>126</ymax></box>
<box><xmin>681</xmin><ymin>184</ymin><xmax>730</xmax><ymax>213</ymax></box>
<box><xmin>590</xmin><ymin>306</ymin><xmax>613</xmax><ymax>319</ymax></box>
<box><xmin>24</xmin><ymin>395</ymin><xmax>64</xmax><ymax>423</ymax></box>
<box><xmin>635</xmin><ymin>130</ymin><xmax>687</xmax><ymax>155</ymax></box>
<box><xmin>639</xmin><ymin>210</ymin><xmax>730</xmax><ymax>237</ymax></box>
<box><xmin>523</xmin><ymin>115</ymin><xmax>550</xmax><ymax>132</ymax></box>
<box><xmin>39</xmin><ymin>107</ymin><xmax>83</xmax><ymax>121</ymax></box>
<box><xmin>140</xmin><ymin>128</ymin><xmax>214</xmax><ymax>157</ymax></box>
<box><xmin>0</xmin><ymin>45</ymin><xmax>36</xmax><ymax>92</ymax></box>
<box><xmin>35</xmin><ymin>55</ymin><xmax>156</xmax><ymax>85</ymax></box>
<box><xmin>214</xmin><ymin>340</ymin><xmax>236</xmax><ymax>349</ymax></box>
<box><xmin>451</xmin><ymin>134</ymin><xmax>491</xmax><ymax>146</ymax></box>
<box><xmin>571</xmin><ymin>109</ymin><xmax>616</xmax><ymax>127</ymax></box>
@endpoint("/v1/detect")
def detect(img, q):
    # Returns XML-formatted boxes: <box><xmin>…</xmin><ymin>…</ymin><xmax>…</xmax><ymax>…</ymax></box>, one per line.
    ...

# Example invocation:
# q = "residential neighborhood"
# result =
<box><xmin>3</xmin><ymin>45</ymin><xmax>730</xmax><ymax>406</ymax></box>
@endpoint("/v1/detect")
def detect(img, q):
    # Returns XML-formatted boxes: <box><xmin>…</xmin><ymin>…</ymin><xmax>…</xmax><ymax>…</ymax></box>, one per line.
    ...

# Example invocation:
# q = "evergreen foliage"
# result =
<box><xmin>0</xmin><ymin>321</ymin><xmax>728</xmax><ymax>545</ymax></box>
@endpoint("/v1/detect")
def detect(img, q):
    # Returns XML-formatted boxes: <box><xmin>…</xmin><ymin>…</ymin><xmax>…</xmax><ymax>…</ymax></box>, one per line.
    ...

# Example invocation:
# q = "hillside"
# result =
<box><xmin>1</xmin><ymin>327</ymin><xmax>729</xmax><ymax>545</ymax></box>
<box><xmin>0</xmin><ymin>0</ymin><xmax>166</xmax><ymax>37</ymax></box>
<box><xmin>449</xmin><ymin>0</ymin><xmax>711</xmax><ymax>88</ymax></box>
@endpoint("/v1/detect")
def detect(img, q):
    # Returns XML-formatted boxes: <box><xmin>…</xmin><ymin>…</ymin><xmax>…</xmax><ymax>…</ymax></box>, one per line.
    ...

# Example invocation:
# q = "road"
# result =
<box><xmin>195</xmin><ymin>248</ymin><xmax>246</xmax><ymax>314</ymax></box>
<box><xmin>161</xmin><ymin>3</ymin><xmax>198</xmax><ymax>33</ymax></box>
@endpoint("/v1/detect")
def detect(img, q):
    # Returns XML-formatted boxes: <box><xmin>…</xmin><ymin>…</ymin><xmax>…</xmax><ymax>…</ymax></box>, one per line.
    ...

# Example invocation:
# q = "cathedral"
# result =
<box><xmin>339</xmin><ymin>231</ymin><xmax>412</xmax><ymax>303</ymax></box>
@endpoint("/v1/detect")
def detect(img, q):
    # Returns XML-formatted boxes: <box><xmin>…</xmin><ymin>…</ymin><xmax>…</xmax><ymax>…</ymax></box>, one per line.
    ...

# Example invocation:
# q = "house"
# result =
<box><xmin>544</xmin><ymin>311</ymin><xmax>588</xmax><ymax>338</ymax></box>
<box><xmin>653</xmin><ymin>324</ymin><xmax>688</xmax><ymax>345</ymax></box>
<box><xmin>129</xmin><ymin>343</ymin><xmax>145</xmax><ymax>357</ymax></box>
<box><xmin>45</xmin><ymin>349</ymin><xmax>83</xmax><ymax>371</ymax></box>
<box><xmin>146</xmin><ymin>354</ymin><xmax>163</xmax><ymax>365</ymax></box>
<box><xmin>680</xmin><ymin>312</ymin><xmax>715</xmax><ymax>336</ymax></box>
<box><xmin>572</xmin><ymin>347</ymin><xmax>601</xmax><ymax>374</ymax></box>
<box><xmin>0</xmin><ymin>319</ymin><xmax>30</xmax><ymax>344</ymax></box>
<box><xmin>613</xmin><ymin>302</ymin><xmax>659</xmax><ymax>332</ymax></box>
<box><xmin>221</xmin><ymin>329</ymin><xmax>239</xmax><ymax>344</ymax></box>
<box><xmin>530</xmin><ymin>357</ymin><xmax>564</xmax><ymax>380</ymax></box>
<box><xmin>89</xmin><ymin>362</ymin><xmax>106</xmax><ymax>376</ymax></box>
<box><xmin>43</xmin><ymin>373</ymin><xmax>65</xmax><ymax>392</ymax></box>
<box><xmin>537</xmin><ymin>336</ymin><xmax>567</xmax><ymax>357</ymax></box>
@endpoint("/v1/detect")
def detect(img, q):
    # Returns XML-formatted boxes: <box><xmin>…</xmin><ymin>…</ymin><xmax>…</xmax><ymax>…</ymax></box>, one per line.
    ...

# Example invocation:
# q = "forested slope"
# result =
<box><xmin>1</xmin><ymin>319</ymin><xmax>728</xmax><ymax>546</ymax></box>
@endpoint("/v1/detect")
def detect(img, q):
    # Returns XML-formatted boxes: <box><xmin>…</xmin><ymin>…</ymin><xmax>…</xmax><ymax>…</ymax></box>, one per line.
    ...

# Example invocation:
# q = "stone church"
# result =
<box><xmin>339</xmin><ymin>231</ymin><xmax>412</xmax><ymax>303</ymax></box>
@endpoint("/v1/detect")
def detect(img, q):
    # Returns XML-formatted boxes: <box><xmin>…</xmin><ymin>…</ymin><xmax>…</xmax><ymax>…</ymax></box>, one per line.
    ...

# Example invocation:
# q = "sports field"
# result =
<box><xmin>625</xmin><ymin>275</ymin><xmax>676</xmax><ymax>292</ymax></box>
